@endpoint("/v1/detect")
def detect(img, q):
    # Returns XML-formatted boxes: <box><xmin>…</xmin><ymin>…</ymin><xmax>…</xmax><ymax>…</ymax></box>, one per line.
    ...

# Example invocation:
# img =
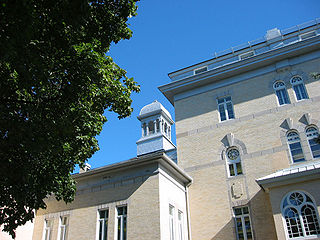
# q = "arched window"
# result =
<box><xmin>282</xmin><ymin>191</ymin><xmax>320</xmax><ymax>239</ymax></box>
<box><xmin>156</xmin><ymin>119</ymin><xmax>160</xmax><ymax>133</ymax></box>
<box><xmin>273</xmin><ymin>81</ymin><xmax>290</xmax><ymax>105</ymax></box>
<box><xmin>290</xmin><ymin>76</ymin><xmax>308</xmax><ymax>101</ymax></box>
<box><xmin>226</xmin><ymin>148</ymin><xmax>242</xmax><ymax>177</ymax></box>
<box><xmin>164</xmin><ymin>123</ymin><xmax>168</xmax><ymax>136</ymax></box>
<box><xmin>287</xmin><ymin>131</ymin><xmax>305</xmax><ymax>163</ymax></box>
<box><xmin>142</xmin><ymin>123</ymin><xmax>147</xmax><ymax>136</ymax></box>
<box><xmin>306</xmin><ymin>126</ymin><xmax>320</xmax><ymax>159</ymax></box>
<box><xmin>148</xmin><ymin>121</ymin><xmax>155</xmax><ymax>135</ymax></box>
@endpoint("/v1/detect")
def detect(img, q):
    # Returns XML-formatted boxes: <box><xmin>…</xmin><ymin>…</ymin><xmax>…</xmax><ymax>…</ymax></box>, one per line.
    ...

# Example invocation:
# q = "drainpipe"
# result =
<box><xmin>185</xmin><ymin>182</ymin><xmax>192</xmax><ymax>240</ymax></box>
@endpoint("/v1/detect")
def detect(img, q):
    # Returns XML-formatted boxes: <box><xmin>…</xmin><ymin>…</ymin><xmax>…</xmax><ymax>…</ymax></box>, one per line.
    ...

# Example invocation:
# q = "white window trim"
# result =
<box><xmin>96</xmin><ymin>209</ymin><xmax>108</xmax><ymax>240</ymax></box>
<box><xmin>281</xmin><ymin>191</ymin><xmax>320</xmax><ymax>240</ymax></box>
<box><xmin>43</xmin><ymin>219</ymin><xmax>53</xmax><ymax>240</ymax></box>
<box><xmin>306</xmin><ymin>126</ymin><xmax>320</xmax><ymax>159</ymax></box>
<box><xmin>286</xmin><ymin>131</ymin><xmax>305</xmax><ymax>164</ymax></box>
<box><xmin>115</xmin><ymin>205</ymin><xmax>127</xmax><ymax>240</ymax></box>
<box><xmin>226</xmin><ymin>148</ymin><xmax>242</xmax><ymax>177</ymax></box>
<box><xmin>290</xmin><ymin>76</ymin><xmax>309</xmax><ymax>102</ymax></box>
<box><xmin>177</xmin><ymin>210</ymin><xmax>184</xmax><ymax>240</ymax></box>
<box><xmin>169</xmin><ymin>204</ymin><xmax>175</xmax><ymax>240</ymax></box>
<box><xmin>57</xmin><ymin>216</ymin><xmax>68</xmax><ymax>240</ymax></box>
<box><xmin>217</xmin><ymin>96</ymin><xmax>235</xmax><ymax>122</ymax></box>
<box><xmin>233</xmin><ymin>206</ymin><xmax>254</xmax><ymax>240</ymax></box>
<box><xmin>273</xmin><ymin>81</ymin><xmax>290</xmax><ymax>106</ymax></box>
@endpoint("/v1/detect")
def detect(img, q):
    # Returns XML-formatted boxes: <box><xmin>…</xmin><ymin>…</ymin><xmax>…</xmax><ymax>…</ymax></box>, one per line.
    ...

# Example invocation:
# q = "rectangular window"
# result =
<box><xmin>117</xmin><ymin>206</ymin><xmax>127</xmax><ymax>240</ymax></box>
<box><xmin>59</xmin><ymin>216</ymin><xmax>69</xmax><ymax>240</ymax></box>
<box><xmin>275</xmin><ymin>88</ymin><xmax>290</xmax><ymax>105</ymax></box>
<box><xmin>98</xmin><ymin>210</ymin><xmax>108</xmax><ymax>240</ymax></box>
<box><xmin>234</xmin><ymin>206</ymin><xmax>253</xmax><ymax>240</ymax></box>
<box><xmin>217</xmin><ymin>96</ymin><xmax>235</xmax><ymax>121</ymax></box>
<box><xmin>169</xmin><ymin>205</ymin><xmax>175</xmax><ymax>240</ymax></box>
<box><xmin>177</xmin><ymin>211</ymin><xmax>183</xmax><ymax>240</ymax></box>
<box><xmin>44</xmin><ymin>219</ymin><xmax>53</xmax><ymax>240</ymax></box>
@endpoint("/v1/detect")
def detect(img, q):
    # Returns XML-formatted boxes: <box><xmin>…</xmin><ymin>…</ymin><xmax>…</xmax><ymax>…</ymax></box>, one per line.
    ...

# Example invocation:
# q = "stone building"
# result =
<box><xmin>29</xmin><ymin>19</ymin><xmax>320</xmax><ymax>240</ymax></box>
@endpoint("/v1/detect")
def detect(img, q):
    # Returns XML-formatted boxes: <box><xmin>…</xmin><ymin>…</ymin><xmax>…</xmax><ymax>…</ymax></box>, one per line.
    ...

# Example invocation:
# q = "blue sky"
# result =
<box><xmin>86</xmin><ymin>0</ymin><xmax>320</xmax><ymax>170</ymax></box>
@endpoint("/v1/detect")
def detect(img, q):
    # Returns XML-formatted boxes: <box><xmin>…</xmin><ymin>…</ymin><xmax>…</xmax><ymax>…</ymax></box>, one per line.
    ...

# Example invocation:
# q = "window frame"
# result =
<box><xmin>290</xmin><ymin>76</ymin><xmax>308</xmax><ymax>101</ymax></box>
<box><xmin>286</xmin><ymin>131</ymin><xmax>305</xmax><ymax>163</ymax></box>
<box><xmin>226</xmin><ymin>147</ymin><xmax>243</xmax><ymax>177</ymax></box>
<box><xmin>116</xmin><ymin>205</ymin><xmax>127</xmax><ymax>240</ymax></box>
<box><xmin>273</xmin><ymin>81</ymin><xmax>290</xmax><ymax>106</ymax></box>
<box><xmin>233</xmin><ymin>206</ymin><xmax>254</xmax><ymax>240</ymax></box>
<box><xmin>169</xmin><ymin>205</ymin><xmax>175</xmax><ymax>240</ymax></box>
<box><xmin>217</xmin><ymin>96</ymin><xmax>235</xmax><ymax>122</ymax></box>
<box><xmin>281</xmin><ymin>191</ymin><xmax>320</xmax><ymax>239</ymax></box>
<box><xmin>97</xmin><ymin>209</ymin><xmax>108</xmax><ymax>240</ymax></box>
<box><xmin>58</xmin><ymin>215</ymin><xmax>69</xmax><ymax>240</ymax></box>
<box><xmin>177</xmin><ymin>210</ymin><xmax>184</xmax><ymax>240</ymax></box>
<box><xmin>43</xmin><ymin>219</ymin><xmax>53</xmax><ymax>240</ymax></box>
<box><xmin>306</xmin><ymin>126</ymin><xmax>320</xmax><ymax>159</ymax></box>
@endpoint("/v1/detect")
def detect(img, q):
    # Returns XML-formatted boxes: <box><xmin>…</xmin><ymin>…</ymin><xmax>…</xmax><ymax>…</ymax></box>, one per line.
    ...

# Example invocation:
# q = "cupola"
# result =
<box><xmin>136</xmin><ymin>100</ymin><xmax>175</xmax><ymax>156</ymax></box>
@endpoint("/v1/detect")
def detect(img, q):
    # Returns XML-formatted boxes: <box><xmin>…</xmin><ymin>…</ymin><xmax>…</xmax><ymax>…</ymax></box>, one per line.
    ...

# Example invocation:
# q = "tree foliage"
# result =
<box><xmin>0</xmin><ymin>0</ymin><xmax>139</xmax><ymax>237</ymax></box>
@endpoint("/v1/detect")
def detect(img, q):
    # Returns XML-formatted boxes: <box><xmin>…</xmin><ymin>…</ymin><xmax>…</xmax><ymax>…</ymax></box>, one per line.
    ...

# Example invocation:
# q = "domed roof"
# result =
<box><xmin>139</xmin><ymin>100</ymin><xmax>172</xmax><ymax>119</ymax></box>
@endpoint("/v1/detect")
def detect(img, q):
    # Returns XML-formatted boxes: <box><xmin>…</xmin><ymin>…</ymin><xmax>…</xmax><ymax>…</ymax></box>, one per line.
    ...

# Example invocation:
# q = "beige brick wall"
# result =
<box><xmin>32</xmin><ymin>163</ymin><xmax>161</xmax><ymax>240</ymax></box>
<box><xmin>174</xmin><ymin>56</ymin><xmax>320</xmax><ymax>239</ymax></box>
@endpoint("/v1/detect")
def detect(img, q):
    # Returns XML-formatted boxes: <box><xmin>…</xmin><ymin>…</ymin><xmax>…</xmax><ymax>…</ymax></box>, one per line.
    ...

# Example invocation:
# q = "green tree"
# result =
<box><xmin>0</xmin><ymin>0</ymin><xmax>139</xmax><ymax>237</ymax></box>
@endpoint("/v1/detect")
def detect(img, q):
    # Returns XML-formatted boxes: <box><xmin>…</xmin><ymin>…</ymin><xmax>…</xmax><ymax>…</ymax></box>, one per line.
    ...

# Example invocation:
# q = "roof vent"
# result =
<box><xmin>194</xmin><ymin>66</ymin><xmax>208</xmax><ymax>75</ymax></box>
<box><xmin>239</xmin><ymin>51</ymin><xmax>255</xmax><ymax>60</ymax></box>
<box><xmin>266</xmin><ymin>28</ymin><xmax>281</xmax><ymax>41</ymax></box>
<box><xmin>300</xmin><ymin>31</ymin><xmax>316</xmax><ymax>40</ymax></box>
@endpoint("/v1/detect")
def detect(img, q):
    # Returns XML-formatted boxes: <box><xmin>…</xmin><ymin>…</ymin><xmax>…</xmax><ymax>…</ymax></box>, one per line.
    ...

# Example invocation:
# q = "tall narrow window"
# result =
<box><xmin>177</xmin><ymin>211</ymin><xmax>183</xmax><ymax>240</ymax></box>
<box><xmin>306</xmin><ymin>126</ymin><xmax>320</xmax><ymax>159</ymax></box>
<box><xmin>44</xmin><ymin>219</ymin><xmax>53</xmax><ymax>240</ymax></box>
<box><xmin>290</xmin><ymin>76</ymin><xmax>308</xmax><ymax>101</ymax></box>
<box><xmin>217</xmin><ymin>96</ymin><xmax>235</xmax><ymax>121</ymax></box>
<box><xmin>59</xmin><ymin>216</ymin><xmax>69</xmax><ymax>240</ymax></box>
<box><xmin>226</xmin><ymin>148</ymin><xmax>242</xmax><ymax>177</ymax></box>
<box><xmin>148</xmin><ymin>121</ymin><xmax>155</xmax><ymax>135</ymax></box>
<box><xmin>169</xmin><ymin>205</ymin><xmax>175</xmax><ymax>240</ymax></box>
<box><xmin>233</xmin><ymin>206</ymin><xmax>253</xmax><ymax>240</ymax></box>
<box><xmin>273</xmin><ymin>81</ymin><xmax>290</xmax><ymax>105</ymax></box>
<box><xmin>117</xmin><ymin>206</ymin><xmax>127</xmax><ymax>240</ymax></box>
<box><xmin>98</xmin><ymin>210</ymin><xmax>108</xmax><ymax>240</ymax></box>
<box><xmin>287</xmin><ymin>131</ymin><xmax>305</xmax><ymax>163</ymax></box>
<box><xmin>282</xmin><ymin>191</ymin><xmax>320</xmax><ymax>239</ymax></box>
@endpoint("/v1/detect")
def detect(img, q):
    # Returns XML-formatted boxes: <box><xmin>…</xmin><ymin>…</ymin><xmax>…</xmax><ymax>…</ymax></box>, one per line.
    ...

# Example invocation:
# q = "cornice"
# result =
<box><xmin>159</xmin><ymin>36</ymin><xmax>320</xmax><ymax>105</ymax></box>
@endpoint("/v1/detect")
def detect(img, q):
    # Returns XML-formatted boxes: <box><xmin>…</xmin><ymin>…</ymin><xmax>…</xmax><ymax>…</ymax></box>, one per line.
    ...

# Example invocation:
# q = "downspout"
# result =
<box><xmin>185</xmin><ymin>182</ymin><xmax>192</xmax><ymax>240</ymax></box>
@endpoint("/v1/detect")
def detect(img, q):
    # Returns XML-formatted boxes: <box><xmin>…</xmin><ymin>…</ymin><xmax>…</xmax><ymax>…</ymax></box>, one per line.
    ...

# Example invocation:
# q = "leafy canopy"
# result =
<box><xmin>0</xmin><ymin>0</ymin><xmax>139</xmax><ymax>237</ymax></box>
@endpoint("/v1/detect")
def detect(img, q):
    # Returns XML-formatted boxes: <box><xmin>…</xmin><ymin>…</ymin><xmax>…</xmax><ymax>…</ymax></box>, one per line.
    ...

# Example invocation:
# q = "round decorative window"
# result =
<box><xmin>289</xmin><ymin>192</ymin><xmax>304</xmax><ymax>206</ymax></box>
<box><xmin>227</xmin><ymin>148</ymin><xmax>239</xmax><ymax>160</ymax></box>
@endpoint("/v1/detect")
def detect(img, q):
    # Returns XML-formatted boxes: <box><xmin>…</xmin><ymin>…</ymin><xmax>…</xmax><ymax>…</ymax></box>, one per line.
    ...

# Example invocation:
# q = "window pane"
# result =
<box><xmin>309</xmin><ymin>139</ymin><xmax>320</xmax><ymax>158</ymax></box>
<box><xmin>229</xmin><ymin>164</ymin><xmax>235</xmax><ymax>176</ymax></box>
<box><xmin>219</xmin><ymin>104</ymin><xmax>226</xmax><ymax>121</ymax></box>
<box><xmin>236</xmin><ymin>162</ymin><xmax>242</xmax><ymax>175</ymax></box>
<box><xmin>226</xmin><ymin>102</ymin><xmax>235</xmax><ymax>119</ymax></box>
